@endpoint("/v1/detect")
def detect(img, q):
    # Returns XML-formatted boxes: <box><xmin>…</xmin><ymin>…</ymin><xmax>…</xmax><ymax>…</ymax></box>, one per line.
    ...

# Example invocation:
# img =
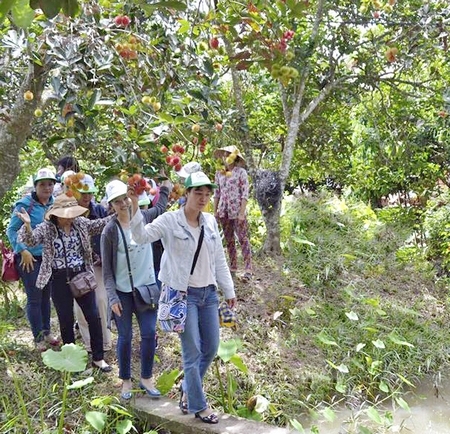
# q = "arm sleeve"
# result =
<box><xmin>7</xmin><ymin>208</ymin><xmax>27</xmax><ymax>253</ymax></box>
<box><xmin>212</xmin><ymin>218</ymin><xmax>235</xmax><ymax>299</ymax></box>
<box><xmin>142</xmin><ymin>186</ymin><xmax>169</xmax><ymax>224</ymax></box>
<box><xmin>239</xmin><ymin>169</ymin><xmax>250</xmax><ymax>201</ymax></box>
<box><xmin>17</xmin><ymin>222</ymin><xmax>46</xmax><ymax>248</ymax></box>
<box><xmin>100</xmin><ymin>227</ymin><xmax>120</xmax><ymax>307</ymax></box>
<box><xmin>130</xmin><ymin>210</ymin><xmax>166</xmax><ymax>244</ymax></box>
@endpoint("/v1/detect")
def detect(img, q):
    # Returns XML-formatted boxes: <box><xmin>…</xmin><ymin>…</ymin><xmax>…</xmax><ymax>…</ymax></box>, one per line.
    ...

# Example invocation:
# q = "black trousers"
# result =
<box><xmin>51</xmin><ymin>269</ymin><xmax>104</xmax><ymax>362</ymax></box>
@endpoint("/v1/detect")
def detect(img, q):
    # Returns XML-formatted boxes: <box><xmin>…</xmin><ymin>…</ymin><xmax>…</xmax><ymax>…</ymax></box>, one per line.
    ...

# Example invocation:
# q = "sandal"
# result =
<box><xmin>195</xmin><ymin>410</ymin><xmax>219</xmax><ymax>424</ymax></box>
<box><xmin>179</xmin><ymin>385</ymin><xmax>188</xmax><ymax>414</ymax></box>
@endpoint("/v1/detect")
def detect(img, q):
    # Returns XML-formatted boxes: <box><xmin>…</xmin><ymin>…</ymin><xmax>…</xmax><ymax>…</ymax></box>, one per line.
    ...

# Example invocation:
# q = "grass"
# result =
<box><xmin>1</xmin><ymin>191</ymin><xmax>450</xmax><ymax>433</ymax></box>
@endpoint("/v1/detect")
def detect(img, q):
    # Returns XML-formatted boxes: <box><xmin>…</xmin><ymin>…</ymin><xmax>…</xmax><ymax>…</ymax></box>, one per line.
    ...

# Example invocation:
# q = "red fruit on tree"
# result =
<box><xmin>209</xmin><ymin>37</ymin><xmax>219</xmax><ymax>49</ymax></box>
<box><xmin>160</xmin><ymin>145</ymin><xmax>168</xmax><ymax>153</ymax></box>
<box><xmin>174</xmin><ymin>163</ymin><xmax>182</xmax><ymax>172</ymax></box>
<box><xmin>215</xmin><ymin>123</ymin><xmax>223</xmax><ymax>131</ymax></box>
<box><xmin>172</xmin><ymin>156</ymin><xmax>181</xmax><ymax>166</ymax></box>
<box><xmin>165</xmin><ymin>155</ymin><xmax>173</xmax><ymax>164</ymax></box>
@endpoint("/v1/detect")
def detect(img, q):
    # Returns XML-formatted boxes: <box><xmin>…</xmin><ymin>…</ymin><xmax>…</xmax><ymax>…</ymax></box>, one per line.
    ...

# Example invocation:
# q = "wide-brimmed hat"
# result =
<box><xmin>45</xmin><ymin>194</ymin><xmax>88</xmax><ymax>220</ymax></box>
<box><xmin>106</xmin><ymin>180</ymin><xmax>128</xmax><ymax>203</ymax></box>
<box><xmin>184</xmin><ymin>171</ymin><xmax>217</xmax><ymax>189</ymax></box>
<box><xmin>213</xmin><ymin>145</ymin><xmax>245</xmax><ymax>163</ymax></box>
<box><xmin>77</xmin><ymin>174</ymin><xmax>98</xmax><ymax>193</ymax></box>
<box><xmin>33</xmin><ymin>168</ymin><xmax>57</xmax><ymax>186</ymax></box>
<box><xmin>176</xmin><ymin>161</ymin><xmax>202</xmax><ymax>179</ymax></box>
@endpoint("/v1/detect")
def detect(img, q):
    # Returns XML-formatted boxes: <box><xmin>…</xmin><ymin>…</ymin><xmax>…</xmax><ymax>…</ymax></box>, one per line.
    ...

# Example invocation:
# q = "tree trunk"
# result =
<box><xmin>0</xmin><ymin>61</ymin><xmax>46</xmax><ymax>201</ymax></box>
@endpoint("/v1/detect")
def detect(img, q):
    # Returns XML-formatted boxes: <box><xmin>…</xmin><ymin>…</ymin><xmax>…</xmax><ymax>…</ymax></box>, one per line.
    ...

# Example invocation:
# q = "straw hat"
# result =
<box><xmin>45</xmin><ymin>194</ymin><xmax>89</xmax><ymax>220</ymax></box>
<box><xmin>213</xmin><ymin>145</ymin><xmax>245</xmax><ymax>163</ymax></box>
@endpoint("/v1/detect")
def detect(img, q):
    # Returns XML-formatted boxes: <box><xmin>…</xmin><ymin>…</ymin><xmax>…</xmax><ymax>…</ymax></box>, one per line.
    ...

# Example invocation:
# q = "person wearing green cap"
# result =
<box><xmin>128</xmin><ymin>171</ymin><xmax>236</xmax><ymax>424</ymax></box>
<box><xmin>74</xmin><ymin>174</ymin><xmax>112</xmax><ymax>353</ymax></box>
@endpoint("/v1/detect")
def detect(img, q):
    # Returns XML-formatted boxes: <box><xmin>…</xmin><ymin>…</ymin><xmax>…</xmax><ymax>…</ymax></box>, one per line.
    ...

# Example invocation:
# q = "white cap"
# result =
<box><xmin>77</xmin><ymin>174</ymin><xmax>98</xmax><ymax>193</ymax></box>
<box><xmin>60</xmin><ymin>170</ymin><xmax>76</xmax><ymax>184</ymax></box>
<box><xmin>105</xmin><ymin>180</ymin><xmax>128</xmax><ymax>203</ymax></box>
<box><xmin>138</xmin><ymin>192</ymin><xmax>150</xmax><ymax>206</ymax></box>
<box><xmin>33</xmin><ymin>168</ymin><xmax>57</xmax><ymax>185</ymax></box>
<box><xmin>176</xmin><ymin>161</ymin><xmax>202</xmax><ymax>179</ymax></box>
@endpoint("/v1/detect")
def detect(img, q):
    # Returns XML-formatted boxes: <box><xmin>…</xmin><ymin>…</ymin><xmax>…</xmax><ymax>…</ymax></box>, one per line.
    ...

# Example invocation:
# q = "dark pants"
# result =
<box><xmin>16</xmin><ymin>255</ymin><xmax>51</xmax><ymax>342</ymax></box>
<box><xmin>51</xmin><ymin>268</ymin><xmax>104</xmax><ymax>362</ymax></box>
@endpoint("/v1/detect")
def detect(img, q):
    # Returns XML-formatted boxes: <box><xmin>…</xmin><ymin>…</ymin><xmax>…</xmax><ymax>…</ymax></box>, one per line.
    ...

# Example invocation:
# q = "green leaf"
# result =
<box><xmin>88</xmin><ymin>89</ymin><xmax>102</xmax><ymax>110</ymax></box>
<box><xmin>187</xmin><ymin>89</ymin><xmax>208</xmax><ymax>102</ymax></box>
<box><xmin>41</xmin><ymin>343</ymin><xmax>88</xmax><ymax>372</ymax></box>
<box><xmin>379</xmin><ymin>380</ymin><xmax>389</xmax><ymax>393</ymax></box>
<box><xmin>366</xmin><ymin>406</ymin><xmax>383</xmax><ymax>424</ymax></box>
<box><xmin>395</xmin><ymin>396</ymin><xmax>411</xmax><ymax>412</ymax></box>
<box><xmin>356</xmin><ymin>343</ymin><xmax>366</xmax><ymax>352</ymax></box>
<box><xmin>0</xmin><ymin>0</ymin><xmax>16</xmax><ymax>24</ymax></box>
<box><xmin>61</xmin><ymin>0</ymin><xmax>80</xmax><ymax>17</ymax></box>
<box><xmin>345</xmin><ymin>311</ymin><xmax>359</xmax><ymax>321</ymax></box>
<box><xmin>217</xmin><ymin>339</ymin><xmax>238</xmax><ymax>362</ymax></box>
<box><xmin>67</xmin><ymin>377</ymin><xmax>94</xmax><ymax>389</ymax></box>
<box><xmin>156</xmin><ymin>368</ymin><xmax>181</xmax><ymax>395</ymax></box>
<box><xmin>289</xmin><ymin>419</ymin><xmax>305</xmax><ymax>433</ymax></box>
<box><xmin>229</xmin><ymin>353</ymin><xmax>248</xmax><ymax>374</ymax></box>
<box><xmin>39</xmin><ymin>0</ymin><xmax>62</xmax><ymax>19</ymax></box>
<box><xmin>317</xmin><ymin>331</ymin><xmax>338</xmax><ymax>346</ymax></box>
<box><xmin>335</xmin><ymin>381</ymin><xmax>346</xmax><ymax>393</ymax></box>
<box><xmin>397</xmin><ymin>373</ymin><xmax>415</xmax><ymax>387</ymax></box>
<box><xmin>388</xmin><ymin>332</ymin><xmax>414</xmax><ymax>348</ymax></box>
<box><xmin>116</xmin><ymin>419</ymin><xmax>133</xmax><ymax>434</ymax></box>
<box><xmin>292</xmin><ymin>236</ymin><xmax>315</xmax><ymax>246</ymax></box>
<box><xmin>337</xmin><ymin>363</ymin><xmax>349</xmax><ymax>373</ymax></box>
<box><xmin>85</xmin><ymin>411</ymin><xmax>108</xmax><ymax>431</ymax></box>
<box><xmin>372</xmin><ymin>339</ymin><xmax>385</xmax><ymax>349</ymax></box>
<box><xmin>158</xmin><ymin>112</ymin><xmax>174</xmax><ymax>123</ymax></box>
<box><xmin>11</xmin><ymin>0</ymin><xmax>34</xmax><ymax>28</ymax></box>
<box><xmin>321</xmin><ymin>407</ymin><xmax>336</xmax><ymax>422</ymax></box>
<box><xmin>177</xmin><ymin>19</ymin><xmax>190</xmax><ymax>34</ymax></box>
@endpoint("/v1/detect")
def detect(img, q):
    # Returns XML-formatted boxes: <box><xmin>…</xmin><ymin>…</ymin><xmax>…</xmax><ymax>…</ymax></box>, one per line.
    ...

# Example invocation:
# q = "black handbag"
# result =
<box><xmin>115</xmin><ymin>220</ymin><xmax>160</xmax><ymax>313</ymax></box>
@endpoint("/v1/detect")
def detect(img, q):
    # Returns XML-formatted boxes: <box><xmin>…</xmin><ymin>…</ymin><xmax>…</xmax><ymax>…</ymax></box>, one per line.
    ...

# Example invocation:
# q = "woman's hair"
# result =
<box><xmin>49</xmin><ymin>215</ymin><xmax>58</xmax><ymax>226</ymax></box>
<box><xmin>57</xmin><ymin>156</ymin><xmax>80</xmax><ymax>172</ymax></box>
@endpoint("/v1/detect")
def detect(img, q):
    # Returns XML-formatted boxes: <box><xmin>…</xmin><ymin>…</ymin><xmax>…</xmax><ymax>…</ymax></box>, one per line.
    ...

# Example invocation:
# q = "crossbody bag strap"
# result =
<box><xmin>115</xmin><ymin>220</ymin><xmax>134</xmax><ymax>291</ymax></box>
<box><xmin>190</xmin><ymin>225</ymin><xmax>204</xmax><ymax>275</ymax></box>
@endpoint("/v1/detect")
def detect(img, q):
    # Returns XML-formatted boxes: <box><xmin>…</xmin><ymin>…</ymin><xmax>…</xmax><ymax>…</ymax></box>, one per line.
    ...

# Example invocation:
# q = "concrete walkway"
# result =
<box><xmin>132</xmin><ymin>395</ymin><xmax>299</xmax><ymax>434</ymax></box>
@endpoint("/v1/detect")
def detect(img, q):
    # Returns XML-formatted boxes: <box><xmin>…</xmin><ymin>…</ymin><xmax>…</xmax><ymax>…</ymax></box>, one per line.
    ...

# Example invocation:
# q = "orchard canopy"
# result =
<box><xmin>0</xmin><ymin>0</ymin><xmax>449</xmax><ymax>252</ymax></box>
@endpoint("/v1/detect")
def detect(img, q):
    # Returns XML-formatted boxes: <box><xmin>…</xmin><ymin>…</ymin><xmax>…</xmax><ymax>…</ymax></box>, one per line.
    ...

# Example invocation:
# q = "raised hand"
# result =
<box><xmin>15</xmin><ymin>207</ymin><xmax>31</xmax><ymax>225</ymax></box>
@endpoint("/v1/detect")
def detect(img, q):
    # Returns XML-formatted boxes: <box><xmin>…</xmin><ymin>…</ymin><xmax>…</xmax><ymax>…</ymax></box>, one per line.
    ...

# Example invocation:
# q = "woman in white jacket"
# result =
<box><xmin>129</xmin><ymin>171</ymin><xmax>236</xmax><ymax>425</ymax></box>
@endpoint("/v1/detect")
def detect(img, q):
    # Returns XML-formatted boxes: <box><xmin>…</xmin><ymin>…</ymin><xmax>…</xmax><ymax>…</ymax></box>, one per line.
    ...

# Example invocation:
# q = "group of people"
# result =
<box><xmin>6</xmin><ymin>146</ymin><xmax>253</xmax><ymax>424</ymax></box>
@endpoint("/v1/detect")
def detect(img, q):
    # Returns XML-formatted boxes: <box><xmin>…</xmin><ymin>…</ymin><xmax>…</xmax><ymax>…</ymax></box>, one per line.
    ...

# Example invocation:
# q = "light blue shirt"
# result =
<box><xmin>115</xmin><ymin>227</ymin><xmax>155</xmax><ymax>293</ymax></box>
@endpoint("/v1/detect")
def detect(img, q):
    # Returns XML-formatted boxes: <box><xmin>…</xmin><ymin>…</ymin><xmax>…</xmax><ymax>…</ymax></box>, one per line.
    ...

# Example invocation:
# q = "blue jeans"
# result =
<box><xmin>113</xmin><ymin>291</ymin><xmax>157</xmax><ymax>380</ymax></box>
<box><xmin>16</xmin><ymin>255</ymin><xmax>52</xmax><ymax>343</ymax></box>
<box><xmin>51</xmin><ymin>269</ymin><xmax>104</xmax><ymax>362</ymax></box>
<box><xmin>180</xmin><ymin>285</ymin><xmax>219</xmax><ymax>414</ymax></box>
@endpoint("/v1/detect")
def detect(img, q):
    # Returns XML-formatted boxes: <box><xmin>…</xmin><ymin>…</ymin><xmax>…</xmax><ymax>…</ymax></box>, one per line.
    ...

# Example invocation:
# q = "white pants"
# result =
<box><xmin>74</xmin><ymin>265</ymin><xmax>112</xmax><ymax>351</ymax></box>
